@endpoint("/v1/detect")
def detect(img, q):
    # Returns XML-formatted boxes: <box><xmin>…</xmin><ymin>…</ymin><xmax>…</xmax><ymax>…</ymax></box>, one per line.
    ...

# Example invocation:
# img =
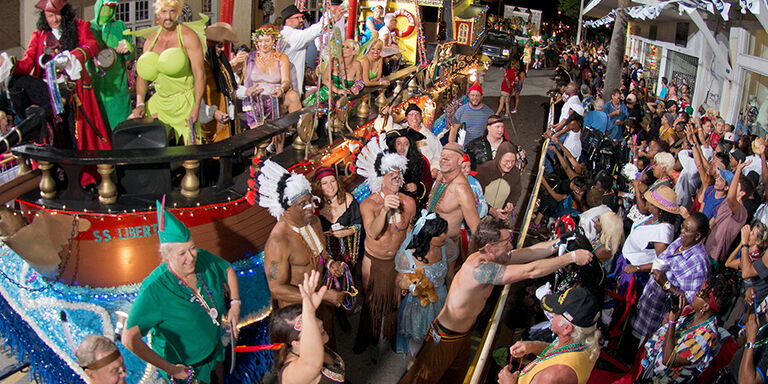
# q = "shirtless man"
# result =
<box><xmin>399</xmin><ymin>217</ymin><xmax>593</xmax><ymax>384</ymax></box>
<box><xmin>426</xmin><ymin>143</ymin><xmax>481</xmax><ymax>263</ymax></box>
<box><xmin>264</xmin><ymin>193</ymin><xmax>345</xmax><ymax>308</ymax></box>
<box><xmin>358</xmin><ymin>167</ymin><xmax>417</xmax><ymax>349</ymax></box>
<box><xmin>259</xmin><ymin>160</ymin><xmax>345</xmax><ymax>344</ymax></box>
<box><xmin>354</xmin><ymin>137</ymin><xmax>416</xmax><ymax>351</ymax></box>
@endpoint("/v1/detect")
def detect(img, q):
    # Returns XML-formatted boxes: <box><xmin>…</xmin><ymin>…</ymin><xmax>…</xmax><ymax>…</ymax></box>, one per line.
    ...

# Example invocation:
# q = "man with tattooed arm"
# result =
<box><xmin>260</xmin><ymin>160</ymin><xmax>345</xmax><ymax>346</ymax></box>
<box><xmin>399</xmin><ymin>217</ymin><xmax>593</xmax><ymax>384</ymax></box>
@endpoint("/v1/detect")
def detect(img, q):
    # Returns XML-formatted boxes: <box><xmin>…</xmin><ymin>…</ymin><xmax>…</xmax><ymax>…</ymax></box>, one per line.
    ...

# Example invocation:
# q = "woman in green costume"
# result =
<box><xmin>304</xmin><ymin>39</ymin><xmax>364</xmax><ymax>107</ymax></box>
<box><xmin>87</xmin><ymin>0</ymin><xmax>133</xmax><ymax>131</ymax></box>
<box><xmin>122</xmin><ymin>201</ymin><xmax>241</xmax><ymax>383</ymax></box>
<box><xmin>129</xmin><ymin>0</ymin><xmax>205</xmax><ymax>145</ymax></box>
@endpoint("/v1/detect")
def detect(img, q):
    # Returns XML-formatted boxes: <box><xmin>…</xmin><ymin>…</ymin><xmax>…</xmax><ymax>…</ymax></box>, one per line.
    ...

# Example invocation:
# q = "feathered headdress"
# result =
<box><xmin>257</xmin><ymin>160</ymin><xmax>312</xmax><ymax>218</ymax></box>
<box><xmin>355</xmin><ymin>135</ymin><xmax>408</xmax><ymax>193</ymax></box>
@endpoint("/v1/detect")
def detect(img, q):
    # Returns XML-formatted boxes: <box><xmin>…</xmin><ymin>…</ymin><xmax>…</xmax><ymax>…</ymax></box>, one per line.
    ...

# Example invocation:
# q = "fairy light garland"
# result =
<box><xmin>12</xmin><ymin>197</ymin><xmax>248</xmax><ymax>220</ymax></box>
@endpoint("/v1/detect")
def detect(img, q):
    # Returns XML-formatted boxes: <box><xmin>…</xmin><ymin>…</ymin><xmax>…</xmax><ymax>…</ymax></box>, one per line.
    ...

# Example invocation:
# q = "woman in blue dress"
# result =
<box><xmin>395</xmin><ymin>210</ymin><xmax>457</xmax><ymax>355</ymax></box>
<box><xmin>361</xmin><ymin>5</ymin><xmax>385</xmax><ymax>44</ymax></box>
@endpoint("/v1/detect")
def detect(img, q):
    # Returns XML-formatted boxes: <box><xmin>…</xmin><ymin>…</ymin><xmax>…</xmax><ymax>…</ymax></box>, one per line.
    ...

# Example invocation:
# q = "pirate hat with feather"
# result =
<box><xmin>257</xmin><ymin>160</ymin><xmax>312</xmax><ymax>218</ymax></box>
<box><xmin>355</xmin><ymin>135</ymin><xmax>408</xmax><ymax>193</ymax></box>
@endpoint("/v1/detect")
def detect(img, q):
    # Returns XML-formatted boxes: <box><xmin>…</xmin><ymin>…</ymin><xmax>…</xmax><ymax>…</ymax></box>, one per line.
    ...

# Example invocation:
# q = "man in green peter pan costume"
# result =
<box><xmin>88</xmin><ymin>0</ymin><xmax>133</xmax><ymax>131</ymax></box>
<box><xmin>122</xmin><ymin>199</ymin><xmax>241</xmax><ymax>383</ymax></box>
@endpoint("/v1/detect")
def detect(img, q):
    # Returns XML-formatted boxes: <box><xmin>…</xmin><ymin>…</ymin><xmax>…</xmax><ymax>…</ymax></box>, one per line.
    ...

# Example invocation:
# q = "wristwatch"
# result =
<box><xmin>663</xmin><ymin>280</ymin><xmax>672</xmax><ymax>291</ymax></box>
<box><xmin>746</xmin><ymin>341</ymin><xmax>757</xmax><ymax>349</ymax></box>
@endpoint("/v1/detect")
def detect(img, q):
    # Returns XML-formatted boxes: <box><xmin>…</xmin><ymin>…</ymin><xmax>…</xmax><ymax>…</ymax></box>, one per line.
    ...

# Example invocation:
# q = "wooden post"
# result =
<box><xmin>38</xmin><ymin>161</ymin><xmax>56</xmax><ymax>199</ymax></box>
<box><xmin>181</xmin><ymin>160</ymin><xmax>200</xmax><ymax>198</ymax></box>
<box><xmin>15</xmin><ymin>155</ymin><xmax>30</xmax><ymax>175</ymax></box>
<box><xmin>97</xmin><ymin>164</ymin><xmax>117</xmax><ymax>204</ymax></box>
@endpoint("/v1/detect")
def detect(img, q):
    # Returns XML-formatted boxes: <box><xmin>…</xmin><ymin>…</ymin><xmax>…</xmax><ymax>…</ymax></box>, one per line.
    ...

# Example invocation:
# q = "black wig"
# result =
<box><xmin>408</xmin><ymin>214</ymin><xmax>448</xmax><ymax>264</ymax></box>
<box><xmin>37</xmin><ymin>4</ymin><xmax>79</xmax><ymax>51</ymax></box>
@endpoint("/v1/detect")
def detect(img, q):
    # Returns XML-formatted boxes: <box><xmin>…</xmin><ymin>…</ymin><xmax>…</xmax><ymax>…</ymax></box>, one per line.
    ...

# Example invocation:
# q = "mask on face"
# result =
<box><xmin>98</xmin><ymin>5</ymin><xmax>115</xmax><ymax>25</ymax></box>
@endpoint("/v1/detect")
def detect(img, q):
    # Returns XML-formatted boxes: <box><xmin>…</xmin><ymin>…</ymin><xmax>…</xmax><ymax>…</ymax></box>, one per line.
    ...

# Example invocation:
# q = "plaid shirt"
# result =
<box><xmin>631</xmin><ymin>238</ymin><xmax>711</xmax><ymax>338</ymax></box>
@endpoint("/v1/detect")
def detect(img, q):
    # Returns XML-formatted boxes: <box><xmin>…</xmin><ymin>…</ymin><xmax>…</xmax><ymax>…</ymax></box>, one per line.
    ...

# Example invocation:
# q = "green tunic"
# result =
<box><xmin>88</xmin><ymin>0</ymin><xmax>133</xmax><ymax>131</ymax></box>
<box><xmin>127</xmin><ymin>249</ymin><xmax>230</xmax><ymax>383</ymax></box>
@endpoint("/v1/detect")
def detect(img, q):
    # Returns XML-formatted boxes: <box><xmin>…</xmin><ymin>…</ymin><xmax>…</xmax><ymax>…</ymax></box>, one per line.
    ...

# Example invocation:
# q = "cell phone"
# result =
<box><xmin>666</xmin><ymin>293</ymin><xmax>681</xmax><ymax>313</ymax></box>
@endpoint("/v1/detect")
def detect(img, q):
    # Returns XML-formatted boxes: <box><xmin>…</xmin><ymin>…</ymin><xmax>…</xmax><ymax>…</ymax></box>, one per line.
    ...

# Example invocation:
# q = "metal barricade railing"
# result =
<box><xmin>464</xmin><ymin>99</ymin><xmax>556</xmax><ymax>383</ymax></box>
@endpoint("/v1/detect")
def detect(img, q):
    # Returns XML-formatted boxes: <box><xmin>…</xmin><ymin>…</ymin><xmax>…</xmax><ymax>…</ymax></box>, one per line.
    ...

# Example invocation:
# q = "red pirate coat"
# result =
<box><xmin>15</xmin><ymin>19</ymin><xmax>112</xmax><ymax>152</ymax></box>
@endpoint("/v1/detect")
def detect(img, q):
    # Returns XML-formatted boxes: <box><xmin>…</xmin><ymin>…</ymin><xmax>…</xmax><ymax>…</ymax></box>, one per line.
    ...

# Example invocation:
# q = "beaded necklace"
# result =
<box><xmin>322</xmin><ymin>261</ymin><xmax>358</xmax><ymax>310</ymax></box>
<box><xmin>256</xmin><ymin>51</ymin><xmax>279</xmax><ymax>68</ymax></box>
<box><xmin>673</xmin><ymin>314</ymin><xmax>715</xmax><ymax>338</ymax></box>
<box><xmin>519</xmin><ymin>339</ymin><xmax>585</xmax><ymax>377</ymax></box>
<box><xmin>167</xmin><ymin>265</ymin><xmax>219</xmax><ymax>326</ymax></box>
<box><xmin>290</xmin><ymin>224</ymin><xmax>326</xmax><ymax>270</ymax></box>
<box><xmin>427</xmin><ymin>175</ymin><xmax>456</xmax><ymax>213</ymax></box>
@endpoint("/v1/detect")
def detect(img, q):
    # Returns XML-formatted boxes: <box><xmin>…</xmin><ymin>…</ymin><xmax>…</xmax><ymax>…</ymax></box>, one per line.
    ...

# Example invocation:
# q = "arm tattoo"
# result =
<box><xmin>472</xmin><ymin>263</ymin><xmax>506</xmax><ymax>285</ymax></box>
<box><xmin>268</xmin><ymin>261</ymin><xmax>279</xmax><ymax>280</ymax></box>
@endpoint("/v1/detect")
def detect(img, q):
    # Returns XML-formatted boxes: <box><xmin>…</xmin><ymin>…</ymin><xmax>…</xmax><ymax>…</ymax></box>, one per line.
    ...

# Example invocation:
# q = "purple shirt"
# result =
<box><xmin>631</xmin><ymin>238</ymin><xmax>711</xmax><ymax>337</ymax></box>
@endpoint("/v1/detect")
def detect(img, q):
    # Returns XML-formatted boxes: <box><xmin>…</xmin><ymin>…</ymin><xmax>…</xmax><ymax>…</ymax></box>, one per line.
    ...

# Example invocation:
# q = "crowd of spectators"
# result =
<box><xmin>493</xmin><ymin>38</ymin><xmax>768</xmax><ymax>384</ymax></box>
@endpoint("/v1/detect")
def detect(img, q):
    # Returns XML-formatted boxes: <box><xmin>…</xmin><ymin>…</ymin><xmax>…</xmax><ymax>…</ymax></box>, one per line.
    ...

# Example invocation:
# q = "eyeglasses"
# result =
<box><xmin>491</xmin><ymin>230</ymin><xmax>514</xmax><ymax>247</ymax></box>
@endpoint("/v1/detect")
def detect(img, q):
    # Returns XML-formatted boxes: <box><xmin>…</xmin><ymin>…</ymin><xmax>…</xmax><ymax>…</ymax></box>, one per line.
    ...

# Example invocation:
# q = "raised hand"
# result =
<box><xmin>742</xmin><ymin>225</ymin><xmax>752</xmax><ymax>245</ymax></box>
<box><xmin>299</xmin><ymin>270</ymin><xmax>327</xmax><ymax>313</ymax></box>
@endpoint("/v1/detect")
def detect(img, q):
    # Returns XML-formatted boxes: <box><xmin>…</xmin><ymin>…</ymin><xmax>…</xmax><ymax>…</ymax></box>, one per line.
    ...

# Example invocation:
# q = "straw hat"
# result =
<box><xmin>644</xmin><ymin>185</ymin><xmax>679</xmax><ymax>214</ymax></box>
<box><xmin>205</xmin><ymin>22</ymin><xmax>238</xmax><ymax>43</ymax></box>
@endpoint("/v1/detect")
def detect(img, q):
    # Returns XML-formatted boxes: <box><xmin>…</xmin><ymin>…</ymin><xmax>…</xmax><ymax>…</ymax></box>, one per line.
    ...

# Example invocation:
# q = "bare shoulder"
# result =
<box><xmin>143</xmin><ymin>30</ymin><xmax>158</xmax><ymax>50</ymax></box>
<box><xmin>400</xmin><ymin>193</ymin><xmax>417</xmax><ymax>211</ymax></box>
<box><xmin>530</xmin><ymin>364</ymin><xmax>578</xmax><ymax>384</ymax></box>
<box><xmin>265</xmin><ymin>222</ymin><xmax>290</xmax><ymax>246</ymax></box>
<box><xmin>179</xmin><ymin>24</ymin><xmax>200</xmax><ymax>43</ymax></box>
<box><xmin>452</xmin><ymin>177</ymin><xmax>475</xmax><ymax>198</ymax></box>
<box><xmin>360</xmin><ymin>195</ymin><xmax>378</xmax><ymax>210</ymax></box>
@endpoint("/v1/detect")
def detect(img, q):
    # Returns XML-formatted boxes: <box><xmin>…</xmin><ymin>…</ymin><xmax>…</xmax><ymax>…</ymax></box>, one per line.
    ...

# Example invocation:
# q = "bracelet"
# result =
<box><xmin>746</xmin><ymin>341</ymin><xmax>757</xmax><ymax>349</ymax></box>
<box><xmin>230</xmin><ymin>299</ymin><xmax>241</xmax><ymax>304</ymax></box>
<box><xmin>570</xmin><ymin>252</ymin><xmax>576</xmax><ymax>263</ymax></box>
<box><xmin>135</xmin><ymin>102</ymin><xmax>144</xmax><ymax>108</ymax></box>
<box><xmin>667</xmin><ymin>320</ymin><xmax>678</xmax><ymax>324</ymax></box>
<box><xmin>326</xmin><ymin>259</ymin><xmax>334</xmax><ymax>271</ymax></box>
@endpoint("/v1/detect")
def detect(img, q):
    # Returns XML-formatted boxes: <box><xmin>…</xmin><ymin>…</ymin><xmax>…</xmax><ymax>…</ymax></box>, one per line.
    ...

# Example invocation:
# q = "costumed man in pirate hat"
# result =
<box><xmin>354</xmin><ymin>136</ymin><xmax>417</xmax><ymax>352</ymax></box>
<box><xmin>385</xmin><ymin>127</ymin><xmax>434</xmax><ymax>209</ymax></box>
<box><xmin>123</xmin><ymin>200</ymin><xmax>241</xmax><ymax>384</ymax></box>
<box><xmin>87</xmin><ymin>0</ymin><xmax>133</xmax><ymax>131</ymax></box>
<box><xmin>1</xmin><ymin>0</ymin><xmax>111</xmax><ymax>186</ymax></box>
<box><xmin>260</xmin><ymin>159</ymin><xmax>346</xmax><ymax>348</ymax></box>
<box><xmin>201</xmin><ymin>22</ymin><xmax>241</xmax><ymax>143</ymax></box>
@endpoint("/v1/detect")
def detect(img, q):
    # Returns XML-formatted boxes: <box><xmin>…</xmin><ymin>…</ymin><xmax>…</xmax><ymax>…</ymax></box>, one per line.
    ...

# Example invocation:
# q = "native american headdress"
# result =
<box><xmin>355</xmin><ymin>135</ymin><xmax>408</xmax><ymax>193</ymax></box>
<box><xmin>257</xmin><ymin>160</ymin><xmax>312</xmax><ymax>218</ymax></box>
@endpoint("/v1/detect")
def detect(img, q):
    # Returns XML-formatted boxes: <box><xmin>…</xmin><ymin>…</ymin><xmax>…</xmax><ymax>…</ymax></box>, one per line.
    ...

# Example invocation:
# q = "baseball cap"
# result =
<box><xmin>665</xmin><ymin>100</ymin><xmax>678</xmax><ymax>110</ymax></box>
<box><xmin>718</xmin><ymin>169</ymin><xmax>734</xmax><ymax>185</ymax></box>
<box><xmin>541</xmin><ymin>287</ymin><xmax>600</xmax><ymax>328</ymax></box>
<box><xmin>731</xmin><ymin>149</ymin><xmax>746</xmax><ymax>163</ymax></box>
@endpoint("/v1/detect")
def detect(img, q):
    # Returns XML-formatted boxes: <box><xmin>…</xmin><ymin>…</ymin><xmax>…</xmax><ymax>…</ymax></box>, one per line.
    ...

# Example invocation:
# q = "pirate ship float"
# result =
<box><xmin>0</xmin><ymin>42</ymin><xmax>480</xmax><ymax>383</ymax></box>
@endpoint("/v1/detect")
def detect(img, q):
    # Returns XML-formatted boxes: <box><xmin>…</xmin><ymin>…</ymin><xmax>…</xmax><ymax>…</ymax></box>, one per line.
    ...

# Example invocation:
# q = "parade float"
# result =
<box><xmin>0</xmin><ymin>28</ymin><xmax>482</xmax><ymax>382</ymax></box>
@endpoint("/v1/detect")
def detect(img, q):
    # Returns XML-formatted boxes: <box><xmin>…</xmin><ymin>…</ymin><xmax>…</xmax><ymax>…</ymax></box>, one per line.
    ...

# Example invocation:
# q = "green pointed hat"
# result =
<box><xmin>156</xmin><ymin>197</ymin><xmax>190</xmax><ymax>243</ymax></box>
